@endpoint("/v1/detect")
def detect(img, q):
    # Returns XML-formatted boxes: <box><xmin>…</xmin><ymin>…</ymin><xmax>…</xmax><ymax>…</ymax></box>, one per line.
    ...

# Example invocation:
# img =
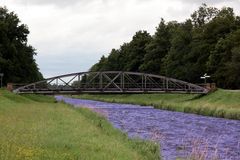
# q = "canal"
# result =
<box><xmin>56</xmin><ymin>96</ymin><xmax>240</xmax><ymax>160</ymax></box>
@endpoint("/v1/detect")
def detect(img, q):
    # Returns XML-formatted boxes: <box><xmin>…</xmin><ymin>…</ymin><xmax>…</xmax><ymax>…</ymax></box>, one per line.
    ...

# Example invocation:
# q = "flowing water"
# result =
<box><xmin>55</xmin><ymin>96</ymin><xmax>240</xmax><ymax>160</ymax></box>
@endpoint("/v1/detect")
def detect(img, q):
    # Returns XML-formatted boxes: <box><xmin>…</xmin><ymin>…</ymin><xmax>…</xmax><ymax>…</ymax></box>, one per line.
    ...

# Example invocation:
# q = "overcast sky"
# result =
<box><xmin>1</xmin><ymin>0</ymin><xmax>240</xmax><ymax>78</ymax></box>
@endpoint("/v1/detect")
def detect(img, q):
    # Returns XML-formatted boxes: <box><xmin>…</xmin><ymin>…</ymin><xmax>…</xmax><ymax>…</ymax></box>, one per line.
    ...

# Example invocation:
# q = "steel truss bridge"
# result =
<box><xmin>13</xmin><ymin>71</ymin><xmax>209</xmax><ymax>94</ymax></box>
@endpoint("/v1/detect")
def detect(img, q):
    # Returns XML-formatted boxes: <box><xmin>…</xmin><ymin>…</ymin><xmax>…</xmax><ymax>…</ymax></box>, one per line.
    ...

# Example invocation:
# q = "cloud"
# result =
<box><xmin>9</xmin><ymin>0</ymin><xmax>118</xmax><ymax>8</ymax></box>
<box><xmin>11</xmin><ymin>0</ymin><xmax>88</xmax><ymax>7</ymax></box>
<box><xmin>2</xmin><ymin>0</ymin><xmax>240</xmax><ymax>78</ymax></box>
<box><xmin>12</xmin><ymin>0</ymin><xmax>240</xmax><ymax>9</ymax></box>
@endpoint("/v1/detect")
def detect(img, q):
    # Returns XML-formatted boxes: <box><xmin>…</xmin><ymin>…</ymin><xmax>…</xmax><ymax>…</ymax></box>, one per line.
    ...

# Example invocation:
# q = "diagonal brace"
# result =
<box><xmin>59</xmin><ymin>78</ymin><xmax>74</xmax><ymax>89</ymax></box>
<box><xmin>103</xmin><ymin>73</ymin><xmax>122</xmax><ymax>91</ymax></box>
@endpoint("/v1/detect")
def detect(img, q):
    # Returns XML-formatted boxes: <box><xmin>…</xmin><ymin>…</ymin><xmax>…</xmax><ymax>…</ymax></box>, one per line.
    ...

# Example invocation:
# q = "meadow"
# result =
<box><xmin>74</xmin><ymin>89</ymin><xmax>240</xmax><ymax>120</ymax></box>
<box><xmin>0</xmin><ymin>89</ymin><xmax>160</xmax><ymax>160</ymax></box>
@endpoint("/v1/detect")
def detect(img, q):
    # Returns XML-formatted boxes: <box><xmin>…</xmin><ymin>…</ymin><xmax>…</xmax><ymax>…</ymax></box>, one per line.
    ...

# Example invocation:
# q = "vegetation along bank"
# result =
<box><xmin>0</xmin><ymin>89</ymin><xmax>160</xmax><ymax>160</ymax></box>
<box><xmin>73</xmin><ymin>89</ymin><xmax>240</xmax><ymax>120</ymax></box>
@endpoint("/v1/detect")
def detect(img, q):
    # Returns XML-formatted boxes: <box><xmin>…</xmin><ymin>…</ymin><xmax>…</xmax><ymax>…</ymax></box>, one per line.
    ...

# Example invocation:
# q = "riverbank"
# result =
<box><xmin>0</xmin><ymin>90</ymin><xmax>159</xmax><ymax>160</ymax></box>
<box><xmin>58</xmin><ymin>96</ymin><xmax>240</xmax><ymax>160</ymax></box>
<box><xmin>73</xmin><ymin>89</ymin><xmax>240</xmax><ymax>120</ymax></box>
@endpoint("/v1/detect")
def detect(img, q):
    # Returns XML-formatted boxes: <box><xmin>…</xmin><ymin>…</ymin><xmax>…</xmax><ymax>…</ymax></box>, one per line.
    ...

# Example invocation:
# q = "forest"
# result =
<box><xmin>0</xmin><ymin>4</ymin><xmax>240</xmax><ymax>89</ymax></box>
<box><xmin>0</xmin><ymin>7</ymin><xmax>42</xmax><ymax>85</ymax></box>
<box><xmin>90</xmin><ymin>4</ymin><xmax>240</xmax><ymax>89</ymax></box>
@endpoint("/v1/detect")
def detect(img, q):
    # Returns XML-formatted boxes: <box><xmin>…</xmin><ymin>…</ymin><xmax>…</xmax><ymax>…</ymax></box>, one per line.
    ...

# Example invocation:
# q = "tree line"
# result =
<box><xmin>90</xmin><ymin>4</ymin><xmax>240</xmax><ymax>89</ymax></box>
<box><xmin>0</xmin><ymin>7</ymin><xmax>43</xmax><ymax>85</ymax></box>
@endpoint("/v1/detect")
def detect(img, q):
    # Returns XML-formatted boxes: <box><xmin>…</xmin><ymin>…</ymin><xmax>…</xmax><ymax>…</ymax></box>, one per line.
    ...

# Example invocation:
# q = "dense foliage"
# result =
<box><xmin>0</xmin><ymin>7</ymin><xmax>42</xmax><ymax>85</ymax></box>
<box><xmin>91</xmin><ymin>4</ymin><xmax>240</xmax><ymax>89</ymax></box>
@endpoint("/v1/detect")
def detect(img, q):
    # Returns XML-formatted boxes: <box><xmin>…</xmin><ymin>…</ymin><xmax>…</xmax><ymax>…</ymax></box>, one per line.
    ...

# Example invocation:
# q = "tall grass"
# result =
<box><xmin>0</xmin><ymin>90</ymin><xmax>160</xmax><ymax>160</ymax></box>
<box><xmin>73</xmin><ymin>89</ymin><xmax>240</xmax><ymax>120</ymax></box>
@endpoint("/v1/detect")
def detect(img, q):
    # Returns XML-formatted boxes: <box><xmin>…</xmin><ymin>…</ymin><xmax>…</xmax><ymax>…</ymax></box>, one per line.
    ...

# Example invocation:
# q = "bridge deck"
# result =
<box><xmin>13</xmin><ymin>71</ymin><xmax>209</xmax><ymax>94</ymax></box>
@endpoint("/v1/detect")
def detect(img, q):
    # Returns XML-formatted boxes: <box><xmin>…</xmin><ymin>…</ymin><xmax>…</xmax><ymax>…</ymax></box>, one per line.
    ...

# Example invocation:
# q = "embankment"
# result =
<box><xmin>0</xmin><ymin>89</ymin><xmax>159</xmax><ymax>160</ymax></box>
<box><xmin>73</xmin><ymin>89</ymin><xmax>240</xmax><ymax>120</ymax></box>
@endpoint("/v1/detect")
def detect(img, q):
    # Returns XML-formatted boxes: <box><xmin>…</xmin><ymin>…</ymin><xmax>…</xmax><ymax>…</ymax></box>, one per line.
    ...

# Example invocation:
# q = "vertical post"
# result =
<box><xmin>144</xmin><ymin>75</ymin><xmax>147</xmax><ymax>90</ymax></box>
<box><xmin>142</xmin><ymin>74</ymin><xmax>144</xmax><ymax>91</ymax></box>
<box><xmin>78</xmin><ymin>75</ymin><xmax>80</xmax><ymax>88</ymax></box>
<box><xmin>56</xmin><ymin>78</ymin><xmax>58</xmax><ymax>89</ymax></box>
<box><xmin>122</xmin><ymin>72</ymin><xmax>124</xmax><ymax>90</ymax></box>
<box><xmin>120</xmin><ymin>72</ymin><xmax>122</xmax><ymax>90</ymax></box>
<box><xmin>163</xmin><ymin>79</ymin><xmax>165</xmax><ymax>90</ymax></box>
<box><xmin>100</xmin><ymin>72</ymin><xmax>102</xmax><ymax>91</ymax></box>
<box><xmin>166</xmin><ymin>78</ymin><xmax>168</xmax><ymax>91</ymax></box>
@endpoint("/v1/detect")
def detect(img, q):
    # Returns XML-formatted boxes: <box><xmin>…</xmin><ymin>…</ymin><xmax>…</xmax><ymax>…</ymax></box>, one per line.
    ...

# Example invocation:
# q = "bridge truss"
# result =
<box><xmin>13</xmin><ymin>71</ymin><xmax>209</xmax><ymax>94</ymax></box>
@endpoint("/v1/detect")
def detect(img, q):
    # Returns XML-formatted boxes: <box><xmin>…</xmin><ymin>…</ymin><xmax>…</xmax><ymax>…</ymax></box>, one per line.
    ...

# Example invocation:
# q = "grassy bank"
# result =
<box><xmin>0</xmin><ymin>90</ymin><xmax>160</xmax><ymax>160</ymax></box>
<box><xmin>73</xmin><ymin>89</ymin><xmax>240</xmax><ymax>120</ymax></box>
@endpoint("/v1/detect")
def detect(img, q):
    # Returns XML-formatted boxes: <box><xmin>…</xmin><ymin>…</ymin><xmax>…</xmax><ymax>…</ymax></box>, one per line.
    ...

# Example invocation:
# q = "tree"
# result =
<box><xmin>90</xmin><ymin>4</ymin><xmax>240</xmax><ymax>89</ymax></box>
<box><xmin>140</xmin><ymin>19</ymin><xmax>177</xmax><ymax>74</ymax></box>
<box><xmin>163</xmin><ymin>20</ymin><xmax>193</xmax><ymax>81</ymax></box>
<box><xmin>185</xmin><ymin>5</ymin><xmax>237</xmax><ymax>83</ymax></box>
<box><xmin>191</xmin><ymin>3</ymin><xmax>219</xmax><ymax>27</ymax></box>
<box><xmin>0</xmin><ymin>7</ymin><xmax>43</xmax><ymax>85</ymax></box>
<box><xmin>123</xmin><ymin>30</ymin><xmax>152</xmax><ymax>72</ymax></box>
<box><xmin>224</xmin><ymin>47</ymin><xmax>240</xmax><ymax>88</ymax></box>
<box><xmin>207</xmin><ymin>29</ymin><xmax>240</xmax><ymax>88</ymax></box>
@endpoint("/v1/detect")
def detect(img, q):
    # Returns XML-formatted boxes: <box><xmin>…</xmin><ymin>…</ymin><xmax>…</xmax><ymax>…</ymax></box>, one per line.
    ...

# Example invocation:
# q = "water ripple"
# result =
<box><xmin>56</xmin><ymin>96</ymin><xmax>240</xmax><ymax>160</ymax></box>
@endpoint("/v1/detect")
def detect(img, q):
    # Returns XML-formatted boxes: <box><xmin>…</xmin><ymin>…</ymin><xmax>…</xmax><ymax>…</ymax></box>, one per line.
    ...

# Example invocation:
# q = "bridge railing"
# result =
<box><xmin>13</xmin><ymin>71</ymin><xmax>209</xmax><ymax>94</ymax></box>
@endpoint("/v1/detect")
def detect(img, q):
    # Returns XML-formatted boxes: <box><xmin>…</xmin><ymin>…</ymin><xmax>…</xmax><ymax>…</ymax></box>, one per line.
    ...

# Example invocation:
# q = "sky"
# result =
<box><xmin>1</xmin><ymin>0</ymin><xmax>240</xmax><ymax>78</ymax></box>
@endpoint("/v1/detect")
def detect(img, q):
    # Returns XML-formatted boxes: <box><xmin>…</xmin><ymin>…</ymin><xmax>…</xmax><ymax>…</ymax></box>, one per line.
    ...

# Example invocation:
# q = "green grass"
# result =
<box><xmin>73</xmin><ymin>89</ymin><xmax>240</xmax><ymax>120</ymax></box>
<box><xmin>0</xmin><ymin>89</ymin><xmax>160</xmax><ymax>160</ymax></box>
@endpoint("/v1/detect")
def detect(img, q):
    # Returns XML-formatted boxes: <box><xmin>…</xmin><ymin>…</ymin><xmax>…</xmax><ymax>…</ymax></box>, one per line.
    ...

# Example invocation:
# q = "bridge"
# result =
<box><xmin>13</xmin><ymin>71</ymin><xmax>209</xmax><ymax>94</ymax></box>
